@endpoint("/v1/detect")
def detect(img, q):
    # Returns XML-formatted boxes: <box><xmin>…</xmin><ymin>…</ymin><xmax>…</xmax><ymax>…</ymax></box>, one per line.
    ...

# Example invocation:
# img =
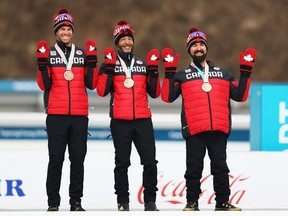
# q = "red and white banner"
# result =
<box><xmin>0</xmin><ymin>140</ymin><xmax>287</xmax><ymax>210</ymax></box>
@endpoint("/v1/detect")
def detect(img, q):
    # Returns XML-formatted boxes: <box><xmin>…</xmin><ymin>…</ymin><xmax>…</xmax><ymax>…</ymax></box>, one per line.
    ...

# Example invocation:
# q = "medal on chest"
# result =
<box><xmin>191</xmin><ymin>61</ymin><xmax>212</xmax><ymax>93</ymax></box>
<box><xmin>201</xmin><ymin>82</ymin><xmax>212</xmax><ymax>92</ymax></box>
<box><xmin>55</xmin><ymin>43</ymin><xmax>75</xmax><ymax>81</ymax></box>
<box><xmin>118</xmin><ymin>56</ymin><xmax>135</xmax><ymax>88</ymax></box>
<box><xmin>124</xmin><ymin>77</ymin><xmax>134</xmax><ymax>88</ymax></box>
<box><xmin>64</xmin><ymin>70</ymin><xmax>74</xmax><ymax>81</ymax></box>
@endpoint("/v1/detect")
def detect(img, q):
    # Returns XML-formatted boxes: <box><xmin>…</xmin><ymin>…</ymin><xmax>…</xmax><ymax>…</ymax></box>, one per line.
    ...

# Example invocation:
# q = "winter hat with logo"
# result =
<box><xmin>186</xmin><ymin>27</ymin><xmax>208</xmax><ymax>52</ymax></box>
<box><xmin>113</xmin><ymin>20</ymin><xmax>135</xmax><ymax>46</ymax></box>
<box><xmin>53</xmin><ymin>8</ymin><xmax>74</xmax><ymax>34</ymax></box>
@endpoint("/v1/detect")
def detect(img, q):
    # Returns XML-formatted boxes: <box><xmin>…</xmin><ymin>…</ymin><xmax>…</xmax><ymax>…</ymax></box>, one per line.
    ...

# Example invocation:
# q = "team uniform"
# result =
<box><xmin>161</xmin><ymin>60</ymin><xmax>250</xmax><ymax>204</ymax></box>
<box><xmin>97</xmin><ymin>51</ymin><xmax>160</xmax><ymax>206</ymax></box>
<box><xmin>37</xmin><ymin>39</ymin><xmax>98</xmax><ymax>208</ymax></box>
<box><xmin>160</xmin><ymin>27</ymin><xmax>256</xmax><ymax>211</ymax></box>
<box><xmin>162</xmin><ymin>60</ymin><xmax>250</xmax><ymax>137</ymax></box>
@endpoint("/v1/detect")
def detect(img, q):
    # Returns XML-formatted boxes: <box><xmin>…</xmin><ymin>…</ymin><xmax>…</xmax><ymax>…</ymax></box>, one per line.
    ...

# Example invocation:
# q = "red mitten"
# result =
<box><xmin>37</xmin><ymin>40</ymin><xmax>49</xmax><ymax>65</ymax></box>
<box><xmin>86</xmin><ymin>40</ymin><xmax>97</xmax><ymax>66</ymax></box>
<box><xmin>146</xmin><ymin>49</ymin><xmax>160</xmax><ymax>77</ymax></box>
<box><xmin>161</xmin><ymin>48</ymin><xmax>180</xmax><ymax>73</ymax></box>
<box><xmin>104</xmin><ymin>47</ymin><xmax>117</xmax><ymax>75</ymax></box>
<box><xmin>239</xmin><ymin>48</ymin><xmax>256</xmax><ymax>73</ymax></box>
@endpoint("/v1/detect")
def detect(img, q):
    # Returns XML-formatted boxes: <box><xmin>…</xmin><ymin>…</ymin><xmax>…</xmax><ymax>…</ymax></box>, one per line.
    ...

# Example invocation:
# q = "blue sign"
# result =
<box><xmin>0</xmin><ymin>80</ymin><xmax>40</xmax><ymax>93</ymax></box>
<box><xmin>250</xmin><ymin>83</ymin><xmax>288</xmax><ymax>151</ymax></box>
<box><xmin>0</xmin><ymin>126</ymin><xmax>248</xmax><ymax>142</ymax></box>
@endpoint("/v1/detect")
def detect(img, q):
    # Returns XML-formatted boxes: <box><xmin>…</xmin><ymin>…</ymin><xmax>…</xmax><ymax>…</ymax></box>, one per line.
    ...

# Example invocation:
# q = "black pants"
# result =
<box><xmin>184</xmin><ymin>131</ymin><xmax>230</xmax><ymax>203</ymax></box>
<box><xmin>46</xmin><ymin>115</ymin><xmax>88</xmax><ymax>206</ymax></box>
<box><xmin>110</xmin><ymin>118</ymin><xmax>158</xmax><ymax>204</ymax></box>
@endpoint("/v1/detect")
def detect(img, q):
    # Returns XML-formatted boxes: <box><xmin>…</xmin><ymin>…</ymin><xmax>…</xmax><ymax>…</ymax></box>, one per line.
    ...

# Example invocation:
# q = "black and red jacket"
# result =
<box><xmin>37</xmin><ymin>41</ymin><xmax>98</xmax><ymax>116</ymax></box>
<box><xmin>97</xmin><ymin>52</ymin><xmax>160</xmax><ymax>120</ymax></box>
<box><xmin>161</xmin><ymin>60</ymin><xmax>251</xmax><ymax>138</ymax></box>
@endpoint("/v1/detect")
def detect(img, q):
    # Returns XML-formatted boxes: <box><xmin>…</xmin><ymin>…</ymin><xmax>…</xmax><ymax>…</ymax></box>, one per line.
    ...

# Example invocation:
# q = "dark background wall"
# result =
<box><xmin>0</xmin><ymin>0</ymin><xmax>287</xmax><ymax>81</ymax></box>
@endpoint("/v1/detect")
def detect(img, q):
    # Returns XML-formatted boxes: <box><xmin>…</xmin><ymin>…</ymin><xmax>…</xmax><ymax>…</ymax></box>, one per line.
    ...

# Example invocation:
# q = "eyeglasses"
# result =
<box><xmin>54</xmin><ymin>13</ymin><xmax>74</xmax><ymax>24</ymax></box>
<box><xmin>186</xmin><ymin>31</ymin><xmax>207</xmax><ymax>43</ymax></box>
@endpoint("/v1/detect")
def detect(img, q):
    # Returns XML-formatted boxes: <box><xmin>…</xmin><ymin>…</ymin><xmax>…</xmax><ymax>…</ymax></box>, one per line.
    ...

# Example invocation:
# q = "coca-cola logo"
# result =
<box><xmin>137</xmin><ymin>172</ymin><xmax>249</xmax><ymax>204</ymax></box>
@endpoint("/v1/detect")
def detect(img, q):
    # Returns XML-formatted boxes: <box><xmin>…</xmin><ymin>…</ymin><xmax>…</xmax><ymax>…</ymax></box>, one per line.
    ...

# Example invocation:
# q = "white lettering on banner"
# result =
<box><xmin>278</xmin><ymin>102</ymin><xmax>288</xmax><ymax>143</ymax></box>
<box><xmin>279</xmin><ymin>125</ymin><xmax>288</xmax><ymax>143</ymax></box>
<box><xmin>279</xmin><ymin>102</ymin><xmax>288</xmax><ymax>123</ymax></box>
<box><xmin>136</xmin><ymin>172</ymin><xmax>248</xmax><ymax>204</ymax></box>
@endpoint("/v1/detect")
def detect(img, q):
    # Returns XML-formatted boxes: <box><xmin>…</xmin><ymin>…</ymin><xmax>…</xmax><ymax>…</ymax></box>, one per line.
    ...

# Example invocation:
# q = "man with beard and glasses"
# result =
<box><xmin>97</xmin><ymin>20</ymin><xmax>160</xmax><ymax>211</ymax></box>
<box><xmin>160</xmin><ymin>27</ymin><xmax>256</xmax><ymax>211</ymax></box>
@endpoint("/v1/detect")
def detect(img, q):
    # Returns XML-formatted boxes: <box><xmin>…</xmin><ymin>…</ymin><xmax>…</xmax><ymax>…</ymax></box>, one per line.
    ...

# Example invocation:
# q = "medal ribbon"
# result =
<box><xmin>55</xmin><ymin>43</ymin><xmax>75</xmax><ymax>71</ymax></box>
<box><xmin>190</xmin><ymin>61</ymin><xmax>209</xmax><ymax>83</ymax></box>
<box><xmin>118</xmin><ymin>55</ymin><xmax>135</xmax><ymax>79</ymax></box>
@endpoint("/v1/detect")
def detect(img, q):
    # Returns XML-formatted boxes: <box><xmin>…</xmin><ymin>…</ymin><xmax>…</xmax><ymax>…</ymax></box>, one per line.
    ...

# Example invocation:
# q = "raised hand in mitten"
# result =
<box><xmin>161</xmin><ymin>48</ymin><xmax>180</xmax><ymax>73</ymax></box>
<box><xmin>37</xmin><ymin>40</ymin><xmax>49</xmax><ymax>66</ymax></box>
<box><xmin>104</xmin><ymin>47</ymin><xmax>117</xmax><ymax>75</ymax></box>
<box><xmin>239</xmin><ymin>48</ymin><xmax>256</xmax><ymax>73</ymax></box>
<box><xmin>146</xmin><ymin>49</ymin><xmax>160</xmax><ymax>77</ymax></box>
<box><xmin>86</xmin><ymin>40</ymin><xmax>97</xmax><ymax>67</ymax></box>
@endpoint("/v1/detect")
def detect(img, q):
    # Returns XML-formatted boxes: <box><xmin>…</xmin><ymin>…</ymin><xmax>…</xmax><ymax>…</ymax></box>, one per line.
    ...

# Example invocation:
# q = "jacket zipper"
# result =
<box><xmin>207</xmin><ymin>93</ymin><xmax>213</xmax><ymax>131</ymax></box>
<box><xmin>132</xmin><ymin>76</ymin><xmax>135</xmax><ymax>120</ymax></box>
<box><xmin>68</xmin><ymin>81</ymin><xmax>71</xmax><ymax>115</ymax></box>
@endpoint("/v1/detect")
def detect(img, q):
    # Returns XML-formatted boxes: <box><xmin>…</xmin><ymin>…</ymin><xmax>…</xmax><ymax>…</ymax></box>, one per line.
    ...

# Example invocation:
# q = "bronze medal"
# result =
<box><xmin>202</xmin><ymin>82</ymin><xmax>212</xmax><ymax>92</ymax></box>
<box><xmin>124</xmin><ymin>78</ymin><xmax>134</xmax><ymax>88</ymax></box>
<box><xmin>64</xmin><ymin>70</ymin><xmax>74</xmax><ymax>81</ymax></box>
<box><xmin>55</xmin><ymin>43</ymin><xmax>76</xmax><ymax>82</ymax></box>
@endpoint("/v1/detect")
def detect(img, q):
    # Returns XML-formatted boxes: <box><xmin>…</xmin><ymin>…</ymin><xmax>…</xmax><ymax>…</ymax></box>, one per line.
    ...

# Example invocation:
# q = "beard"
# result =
<box><xmin>191</xmin><ymin>51</ymin><xmax>207</xmax><ymax>64</ymax></box>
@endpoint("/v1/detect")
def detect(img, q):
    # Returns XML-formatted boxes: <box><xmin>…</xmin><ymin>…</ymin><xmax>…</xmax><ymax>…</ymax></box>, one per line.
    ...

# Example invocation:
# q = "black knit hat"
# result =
<box><xmin>53</xmin><ymin>8</ymin><xmax>74</xmax><ymax>34</ymax></box>
<box><xmin>186</xmin><ymin>27</ymin><xmax>208</xmax><ymax>51</ymax></box>
<box><xmin>113</xmin><ymin>20</ymin><xmax>135</xmax><ymax>46</ymax></box>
